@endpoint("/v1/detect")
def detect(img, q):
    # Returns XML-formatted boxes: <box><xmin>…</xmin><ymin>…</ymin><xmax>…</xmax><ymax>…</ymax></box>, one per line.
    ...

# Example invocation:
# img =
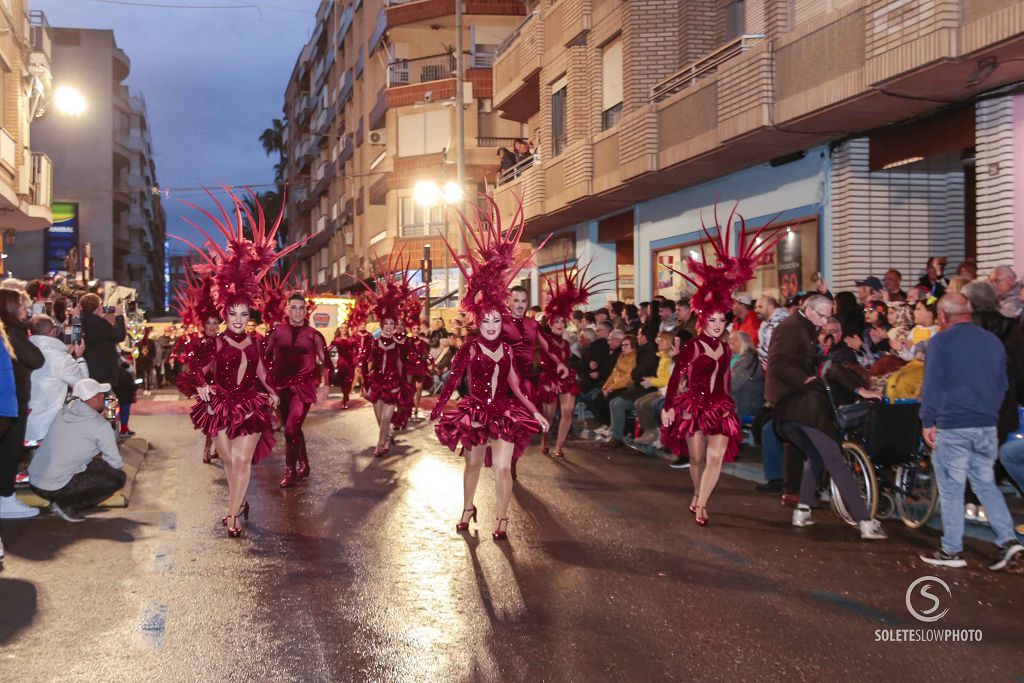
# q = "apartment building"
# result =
<box><xmin>0</xmin><ymin>5</ymin><xmax>54</xmax><ymax>274</ymax></box>
<box><xmin>10</xmin><ymin>26</ymin><xmax>167</xmax><ymax>312</ymax></box>
<box><xmin>492</xmin><ymin>0</ymin><xmax>1024</xmax><ymax>304</ymax></box>
<box><xmin>283</xmin><ymin>0</ymin><xmax>527</xmax><ymax>298</ymax></box>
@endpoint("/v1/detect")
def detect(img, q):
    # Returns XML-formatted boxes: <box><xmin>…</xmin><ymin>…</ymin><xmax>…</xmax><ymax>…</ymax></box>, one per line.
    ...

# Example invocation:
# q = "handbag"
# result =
<box><xmin>835</xmin><ymin>400</ymin><xmax>871</xmax><ymax>432</ymax></box>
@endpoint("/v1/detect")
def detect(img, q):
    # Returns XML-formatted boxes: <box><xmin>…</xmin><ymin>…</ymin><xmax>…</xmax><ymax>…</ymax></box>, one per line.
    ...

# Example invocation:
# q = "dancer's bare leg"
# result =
<box><xmin>697</xmin><ymin>434</ymin><xmax>729</xmax><ymax>508</ymax></box>
<box><xmin>461</xmin><ymin>444</ymin><xmax>486</xmax><ymax>523</ymax></box>
<box><xmin>491</xmin><ymin>439</ymin><xmax>515</xmax><ymax>526</ymax></box>
<box><xmin>213</xmin><ymin>432</ymin><xmax>233</xmax><ymax>514</ymax></box>
<box><xmin>378</xmin><ymin>402</ymin><xmax>396</xmax><ymax>450</ymax></box>
<box><xmin>225</xmin><ymin>432</ymin><xmax>260</xmax><ymax>526</ymax></box>
<box><xmin>686</xmin><ymin>431</ymin><xmax>708</xmax><ymax>506</ymax></box>
<box><xmin>555</xmin><ymin>393</ymin><xmax>575</xmax><ymax>452</ymax></box>
<box><xmin>372</xmin><ymin>399</ymin><xmax>383</xmax><ymax>427</ymax></box>
<box><xmin>413</xmin><ymin>381</ymin><xmax>424</xmax><ymax>418</ymax></box>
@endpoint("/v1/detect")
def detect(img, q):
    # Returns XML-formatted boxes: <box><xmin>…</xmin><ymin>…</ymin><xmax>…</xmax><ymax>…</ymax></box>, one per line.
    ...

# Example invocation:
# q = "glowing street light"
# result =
<box><xmin>54</xmin><ymin>85</ymin><xmax>86</xmax><ymax>117</ymax></box>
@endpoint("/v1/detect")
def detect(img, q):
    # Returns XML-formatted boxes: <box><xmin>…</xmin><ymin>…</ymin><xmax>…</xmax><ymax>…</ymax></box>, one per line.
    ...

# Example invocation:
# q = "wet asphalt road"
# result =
<box><xmin>1</xmin><ymin>393</ymin><xmax>1022</xmax><ymax>682</ymax></box>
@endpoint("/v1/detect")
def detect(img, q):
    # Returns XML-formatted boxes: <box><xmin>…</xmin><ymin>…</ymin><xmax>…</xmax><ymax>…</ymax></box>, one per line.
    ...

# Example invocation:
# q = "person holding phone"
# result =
<box><xmin>26</xmin><ymin>314</ymin><xmax>88</xmax><ymax>445</ymax></box>
<box><xmin>78</xmin><ymin>294</ymin><xmax>125</xmax><ymax>386</ymax></box>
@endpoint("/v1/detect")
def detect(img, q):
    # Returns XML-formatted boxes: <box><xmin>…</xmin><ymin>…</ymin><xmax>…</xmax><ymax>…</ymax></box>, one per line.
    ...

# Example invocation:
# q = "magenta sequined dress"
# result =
<box><xmin>361</xmin><ymin>335</ymin><xmax>405</xmax><ymax>406</ymax></box>
<box><xmin>431</xmin><ymin>338</ymin><xmax>542</xmax><ymax>465</ymax></box>
<box><xmin>535</xmin><ymin>331</ymin><xmax>579</xmax><ymax>404</ymax></box>
<box><xmin>187</xmin><ymin>332</ymin><xmax>276</xmax><ymax>464</ymax></box>
<box><xmin>660</xmin><ymin>334</ymin><xmax>741</xmax><ymax>462</ymax></box>
<box><xmin>175</xmin><ymin>333</ymin><xmax>216</xmax><ymax>398</ymax></box>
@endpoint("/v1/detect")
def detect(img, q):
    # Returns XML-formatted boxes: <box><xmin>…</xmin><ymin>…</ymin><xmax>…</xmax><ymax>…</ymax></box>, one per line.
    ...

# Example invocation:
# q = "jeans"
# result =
<box><xmin>933</xmin><ymin>426</ymin><xmax>1018</xmax><ymax>554</ymax></box>
<box><xmin>119</xmin><ymin>402</ymin><xmax>131</xmax><ymax>429</ymax></box>
<box><xmin>761</xmin><ymin>420</ymin><xmax>784</xmax><ymax>481</ymax></box>
<box><xmin>0</xmin><ymin>406</ymin><xmax>27</xmax><ymax>497</ymax></box>
<box><xmin>998</xmin><ymin>437</ymin><xmax>1024</xmax><ymax>492</ymax></box>
<box><xmin>31</xmin><ymin>458</ymin><xmax>127</xmax><ymax>511</ymax></box>
<box><xmin>609</xmin><ymin>396</ymin><xmax>636</xmax><ymax>441</ymax></box>
<box><xmin>635</xmin><ymin>392</ymin><xmax>662</xmax><ymax>432</ymax></box>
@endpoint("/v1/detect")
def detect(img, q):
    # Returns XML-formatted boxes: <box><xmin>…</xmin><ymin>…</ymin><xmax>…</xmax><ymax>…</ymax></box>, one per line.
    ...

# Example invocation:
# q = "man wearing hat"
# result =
<box><xmin>855</xmin><ymin>276</ymin><xmax>885</xmax><ymax>305</ymax></box>
<box><xmin>27</xmin><ymin>378</ymin><xmax>126</xmax><ymax>522</ymax></box>
<box><xmin>733</xmin><ymin>293</ymin><xmax>761</xmax><ymax>345</ymax></box>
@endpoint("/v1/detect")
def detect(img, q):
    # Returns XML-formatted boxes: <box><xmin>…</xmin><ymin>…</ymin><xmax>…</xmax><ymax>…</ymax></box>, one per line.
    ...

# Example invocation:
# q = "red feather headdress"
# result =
<box><xmin>356</xmin><ymin>249</ymin><xmax>425</xmax><ymax>324</ymax></box>
<box><xmin>542</xmin><ymin>259</ymin><xmax>611</xmax><ymax>322</ymax></box>
<box><xmin>171</xmin><ymin>186</ymin><xmax>307</xmax><ymax>314</ymax></box>
<box><xmin>442</xmin><ymin>194</ymin><xmax>549</xmax><ymax>322</ymax></box>
<box><xmin>260</xmin><ymin>263</ymin><xmax>298</xmax><ymax>329</ymax></box>
<box><xmin>346</xmin><ymin>296</ymin><xmax>371</xmax><ymax>329</ymax></box>
<box><xmin>173</xmin><ymin>261</ymin><xmax>219</xmax><ymax>329</ymax></box>
<box><xmin>668</xmin><ymin>200</ymin><xmax>783</xmax><ymax>324</ymax></box>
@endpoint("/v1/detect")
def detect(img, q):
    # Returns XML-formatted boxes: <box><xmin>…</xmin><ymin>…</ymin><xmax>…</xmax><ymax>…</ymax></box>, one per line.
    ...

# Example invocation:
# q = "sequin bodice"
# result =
<box><xmin>212</xmin><ymin>334</ymin><xmax>264</xmax><ymax>392</ymax></box>
<box><xmin>666</xmin><ymin>334</ymin><xmax>731</xmax><ymax>401</ymax></box>
<box><xmin>431</xmin><ymin>339</ymin><xmax>519</xmax><ymax>416</ymax></box>
<box><xmin>331</xmin><ymin>337</ymin><xmax>359</xmax><ymax>369</ymax></box>
<box><xmin>363</xmin><ymin>335</ymin><xmax>403</xmax><ymax>382</ymax></box>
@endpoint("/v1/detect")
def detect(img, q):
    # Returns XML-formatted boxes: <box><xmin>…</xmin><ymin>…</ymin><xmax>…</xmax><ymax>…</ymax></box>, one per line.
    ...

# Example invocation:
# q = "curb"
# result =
<box><xmin>16</xmin><ymin>436</ymin><xmax>151</xmax><ymax>509</ymax></box>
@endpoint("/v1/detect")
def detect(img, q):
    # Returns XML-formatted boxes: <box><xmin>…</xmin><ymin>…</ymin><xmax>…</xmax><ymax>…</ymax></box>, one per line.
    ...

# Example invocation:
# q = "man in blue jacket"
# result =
<box><xmin>920</xmin><ymin>293</ymin><xmax>1022</xmax><ymax>570</ymax></box>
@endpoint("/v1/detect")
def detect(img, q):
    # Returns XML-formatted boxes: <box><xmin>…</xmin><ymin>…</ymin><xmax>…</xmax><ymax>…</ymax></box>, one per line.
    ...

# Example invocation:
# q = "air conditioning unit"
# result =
<box><xmin>369</xmin><ymin>130</ymin><xmax>386</xmax><ymax>146</ymax></box>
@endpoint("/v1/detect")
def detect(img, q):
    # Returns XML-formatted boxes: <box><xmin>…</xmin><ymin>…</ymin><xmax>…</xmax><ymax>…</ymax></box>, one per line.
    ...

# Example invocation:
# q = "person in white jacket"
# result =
<box><xmin>26</xmin><ymin>314</ymin><xmax>88</xmax><ymax>444</ymax></box>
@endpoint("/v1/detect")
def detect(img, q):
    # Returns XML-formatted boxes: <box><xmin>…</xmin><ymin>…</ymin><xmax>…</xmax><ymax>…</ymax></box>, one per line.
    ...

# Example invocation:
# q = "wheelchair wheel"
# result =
<box><xmin>831</xmin><ymin>441</ymin><xmax>879</xmax><ymax>526</ymax></box>
<box><xmin>894</xmin><ymin>452</ymin><xmax>939</xmax><ymax>529</ymax></box>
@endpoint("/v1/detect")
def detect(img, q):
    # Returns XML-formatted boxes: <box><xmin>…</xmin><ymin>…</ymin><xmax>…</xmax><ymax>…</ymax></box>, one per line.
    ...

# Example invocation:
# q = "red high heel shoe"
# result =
<box><xmin>553</xmin><ymin>450</ymin><xmax>565</xmax><ymax>460</ymax></box>
<box><xmin>226</xmin><ymin>515</ymin><xmax>242</xmax><ymax>538</ymax></box>
<box><xmin>694</xmin><ymin>505</ymin><xmax>709</xmax><ymax>527</ymax></box>
<box><xmin>296</xmin><ymin>460</ymin><xmax>310</xmax><ymax>479</ymax></box>
<box><xmin>202</xmin><ymin>450</ymin><xmax>218</xmax><ymax>464</ymax></box>
<box><xmin>456</xmin><ymin>506</ymin><xmax>477</xmax><ymax>531</ymax></box>
<box><xmin>222</xmin><ymin>501</ymin><xmax>249</xmax><ymax>526</ymax></box>
<box><xmin>689</xmin><ymin>496</ymin><xmax>698</xmax><ymax>514</ymax></box>
<box><xmin>492</xmin><ymin>518</ymin><xmax>509</xmax><ymax>541</ymax></box>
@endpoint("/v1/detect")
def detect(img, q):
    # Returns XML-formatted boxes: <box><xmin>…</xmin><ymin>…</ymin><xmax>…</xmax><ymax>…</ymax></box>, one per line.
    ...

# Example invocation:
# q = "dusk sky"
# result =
<box><xmin>35</xmin><ymin>0</ymin><xmax>320</xmax><ymax>250</ymax></box>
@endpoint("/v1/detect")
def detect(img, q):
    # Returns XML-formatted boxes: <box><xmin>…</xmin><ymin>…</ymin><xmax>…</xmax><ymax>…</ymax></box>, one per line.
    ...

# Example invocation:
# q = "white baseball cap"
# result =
<box><xmin>72</xmin><ymin>378</ymin><xmax>111</xmax><ymax>400</ymax></box>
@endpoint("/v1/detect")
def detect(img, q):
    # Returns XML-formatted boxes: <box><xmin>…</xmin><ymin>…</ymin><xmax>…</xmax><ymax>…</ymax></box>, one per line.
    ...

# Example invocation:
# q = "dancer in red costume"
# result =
<box><xmin>174</xmin><ymin>187</ymin><xmax>305</xmax><ymax>538</ymax></box>
<box><xmin>173</xmin><ymin>265</ymin><xmax>221</xmax><ymax>464</ymax></box>
<box><xmin>404</xmin><ymin>323</ymin><xmax>433</xmax><ymax>422</ymax></box>
<box><xmin>660</xmin><ymin>202</ymin><xmax>782</xmax><ymax>526</ymax></box>
<box><xmin>536</xmin><ymin>262</ymin><xmax>607</xmax><ymax>459</ymax></box>
<box><xmin>264</xmin><ymin>293</ymin><xmax>330</xmax><ymax>488</ymax></box>
<box><xmin>347</xmin><ymin>296</ymin><xmax>372</xmax><ymax>397</ymax></box>
<box><xmin>329</xmin><ymin>323</ymin><xmax>358</xmax><ymax>408</ymax></box>
<box><xmin>431</xmin><ymin>195</ymin><xmax>550</xmax><ymax>540</ymax></box>
<box><xmin>358</xmin><ymin>255</ymin><xmax>423</xmax><ymax>457</ymax></box>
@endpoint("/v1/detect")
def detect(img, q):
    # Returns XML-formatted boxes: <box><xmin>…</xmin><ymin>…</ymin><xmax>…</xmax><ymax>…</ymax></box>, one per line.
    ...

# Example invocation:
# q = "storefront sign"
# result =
<box><xmin>657</xmin><ymin>254</ymin><xmax>675</xmax><ymax>290</ymax></box>
<box><xmin>44</xmin><ymin>202</ymin><xmax>79</xmax><ymax>275</ymax></box>
<box><xmin>777</xmin><ymin>230</ymin><xmax>802</xmax><ymax>299</ymax></box>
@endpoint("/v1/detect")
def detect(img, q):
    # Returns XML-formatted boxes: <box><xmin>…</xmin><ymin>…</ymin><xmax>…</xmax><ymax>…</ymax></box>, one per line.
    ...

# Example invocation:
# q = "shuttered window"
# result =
<box><xmin>397</xmin><ymin>109</ymin><xmax>451</xmax><ymax>157</ymax></box>
<box><xmin>601</xmin><ymin>38</ymin><xmax>623</xmax><ymax>131</ymax></box>
<box><xmin>551</xmin><ymin>75</ymin><xmax>568</xmax><ymax>156</ymax></box>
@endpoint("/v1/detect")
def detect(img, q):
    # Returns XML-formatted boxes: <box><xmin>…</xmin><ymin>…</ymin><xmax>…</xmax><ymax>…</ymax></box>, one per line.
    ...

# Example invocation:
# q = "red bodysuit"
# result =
<box><xmin>330</xmin><ymin>335</ymin><xmax>359</xmax><ymax>396</ymax></box>
<box><xmin>404</xmin><ymin>336</ymin><xmax>432</xmax><ymax>382</ymax></box>
<box><xmin>660</xmin><ymin>334</ymin><xmax>741</xmax><ymax>461</ymax></box>
<box><xmin>264</xmin><ymin>322</ymin><xmax>328</xmax><ymax>471</ymax></box>
<box><xmin>431</xmin><ymin>338</ymin><xmax>542</xmax><ymax>465</ymax></box>
<box><xmin>187</xmin><ymin>332</ymin><xmax>276</xmax><ymax>464</ymax></box>
<box><xmin>176</xmin><ymin>333</ymin><xmax>216</xmax><ymax>398</ymax></box>
<box><xmin>361</xmin><ymin>334</ymin><xmax>405</xmax><ymax>405</ymax></box>
<box><xmin>501</xmin><ymin>315</ymin><xmax>540</xmax><ymax>384</ymax></box>
<box><xmin>535</xmin><ymin>331</ymin><xmax>578</xmax><ymax>404</ymax></box>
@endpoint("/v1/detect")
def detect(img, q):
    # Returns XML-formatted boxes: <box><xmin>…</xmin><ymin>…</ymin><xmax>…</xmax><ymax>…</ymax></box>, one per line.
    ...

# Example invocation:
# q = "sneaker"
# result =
<box><xmin>49</xmin><ymin>502</ymin><xmax>85</xmax><ymax>523</ymax></box>
<box><xmin>858</xmin><ymin>519</ymin><xmax>887</xmax><ymax>540</ymax></box>
<box><xmin>0</xmin><ymin>494</ymin><xmax>40</xmax><ymax>519</ymax></box>
<box><xmin>988</xmin><ymin>541</ymin><xmax>1024</xmax><ymax>571</ymax></box>
<box><xmin>669</xmin><ymin>457</ymin><xmax>688</xmax><ymax>469</ymax></box>
<box><xmin>594</xmin><ymin>425</ymin><xmax>611</xmax><ymax>436</ymax></box>
<box><xmin>920</xmin><ymin>549</ymin><xmax>967</xmax><ymax>568</ymax></box>
<box><xmin>633</xmin><ymin>432</ymin><xmax>658</xmax><ymax>445</ymax></box>
<box><xmin>964</xmin><ymin>503</ymin><xmax>978</xmax><ymax>521</ymax></box>
<box><xmin>13</xmin><ymin>472</ymin><xmax>29</xmax><ymax>486</ymax></box>
<box><xmin>1016</xmin><ymin>523</ymin><xmax>1024</xmax><ymax>535</ymax></box>
<box><xmin>755</xmin><ymin>479</ymin><xmax>782</xmax><ymax>493</ymax></box>
<box><xmin>792</xmin><ymin>506</ymin><xmax>814</xmax><ymax>527</ymax></box>
<box><xmin>0</xmin><ymin>534</ymin><xmax>4</xmax><ymax>563</ymax></box>
<box><xmin>976</xmin><ymin>506</ymin><xmax>989</xmax><ymax>525</ymax></box>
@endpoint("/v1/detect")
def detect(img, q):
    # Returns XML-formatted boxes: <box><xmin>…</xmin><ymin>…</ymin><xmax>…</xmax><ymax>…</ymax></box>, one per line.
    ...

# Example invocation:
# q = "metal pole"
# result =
<box><xmin>454</xmin><ymin>0</ymin><xmax>466</xmax><ymax>296</ymax></box>
<box><xmin>422</xmin><ymin>243</ymin><xmax>431</xmax><ymax>326</ymax></box>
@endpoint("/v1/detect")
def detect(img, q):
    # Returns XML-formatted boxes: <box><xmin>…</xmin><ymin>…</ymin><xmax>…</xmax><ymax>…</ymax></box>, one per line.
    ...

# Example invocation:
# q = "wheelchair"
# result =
<box><xmin>826</xmin><ymin>388</ymin><xmax>939</xmax><ymax>529</ymax></box>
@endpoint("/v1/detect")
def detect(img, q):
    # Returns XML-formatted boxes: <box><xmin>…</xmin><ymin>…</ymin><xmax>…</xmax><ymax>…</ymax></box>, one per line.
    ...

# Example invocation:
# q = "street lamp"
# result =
<box><xmin>53</xmin><ymin>85</ymin><xmax>86</xmax><ymax>117</ymax></box>
<box><xmin>414</xmin><ymin>179</ymin><xmax>464</xmax><ymax>313</ymax></box>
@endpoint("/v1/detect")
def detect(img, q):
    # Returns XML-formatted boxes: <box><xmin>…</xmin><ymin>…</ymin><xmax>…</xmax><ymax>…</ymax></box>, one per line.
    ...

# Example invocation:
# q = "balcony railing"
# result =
<box><xmin>478</xmin><ymin>136</ymin><xmax>520</xmax><ymax>148</ymax></box>
<box><xmin>399</xmin><ymin>222</ymin><xmax>446</xmax><ymax>238</ymax></box>
<box><xmin>29</xmin><ymin>10</ymin><xmax>51</xmax><ymax>57</ymax></box>
<box><xmin>31</xmin><ymin>152</ymin><xmax>52</xmax><ymax>207</ymax></box>
<box><xmin>496</xmin><ymin>11</ymin><xmax>537</xmax><ymax>58</ymax></box>
<box><xmin>369</xmin><ymin>8</ymin><xmax>387</xmax><ymax>54</ymax></box>
<box><xmin>387</xmin><ymin>53</ymin><xmax>455</xmax><ymax>87</ymax></box>
<box><xmin>649</xmin><ymin>34</ymin><xmax>765</xmax><ymax>103</ymax></box>
<box><xmin>495</xmin><ymin>152</ymin><xmax>539</xmax><ymax>187</ymax></box>
<box><xmin>0</xmin><ymin>128</ymin><xmax>15</xmax><ymax>172</ymax></box>
<box><xmin>472</xmin><ymin>44</ymin><xmax>500</xmax><ymax>68</ymax></box>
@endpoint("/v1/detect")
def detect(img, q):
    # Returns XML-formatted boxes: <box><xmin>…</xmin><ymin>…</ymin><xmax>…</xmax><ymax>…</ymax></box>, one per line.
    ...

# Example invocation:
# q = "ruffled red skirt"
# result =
<box><xmin>534</xmin><ymin>371</ymin><xmax>580</xmax><ymax>405</ymax></box>
<box><xmin>189</xmin><ymin>388</ymin><xmax>276</xmax><ymax>464</ymax></box>
<box><xmin>434</xmin><ymin>396</ymin><xmax>541</xmax><ymax>465</ymax></box>
<box><xmin>660</xmin><ymin>392</ymin><xmax>741</xmax><ymax>462</ymax></box>
<box><xmin>405</xmin><ymin>357</ymin><xmax>431</xmax><ymax>382</ymax></box>
<box><xmin>365</xmin><ymin>374</ymin><xmax>403</xmax><ymax>405</ymax></box>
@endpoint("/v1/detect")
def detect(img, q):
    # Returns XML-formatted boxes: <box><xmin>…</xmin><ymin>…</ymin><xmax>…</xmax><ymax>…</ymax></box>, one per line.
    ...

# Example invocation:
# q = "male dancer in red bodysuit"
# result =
<box><xmin>502</xmin><ymin>285</ymin><xmax>570</xmax><ymax>478</ymax></box>
<box><xmin>264</xmin><ymin>293</ymin><xmax>330</xmax><ymax>487</ymax></box>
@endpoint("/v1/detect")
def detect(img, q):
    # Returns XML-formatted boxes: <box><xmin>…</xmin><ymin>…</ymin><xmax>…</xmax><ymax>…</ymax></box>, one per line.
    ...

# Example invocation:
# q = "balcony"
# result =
<box><xmin>0</xmin><ymin>128</ymin><xmax>16</xmax><ymax>174</ymax></box>
<box><xmin>337</xmin><ymin>4</ymin><xmax>354</xmax><ymax>44</ymax></box>
<box><xmin>386</xmin><ymin>53</ymin><xmax>455</xmax><ymax>88</ymax></box>
<box><xmin>493</xmin><ymin>11</ymin><xmax>542</xmax><ymax>122</ymax></box>
<box><xmin>28</xmin><ymin>11</ymin><xmax>52</xmax><ymax>109</ymax></box>
<box><xmin>31</xmin><ymin>153</ymin><xmax>52</xmax><ymax>208</ymax></box>
<box><xmin>650</xmin><ymin>34</ymin><xmax>765</xmax><ymax>103</ymax></box>
<box><xmin>385</xmin><ymin>0</ymin><xmax>525</xmax><ymax>29</ymax></box>
<box><xmin>339</xmin><ymin>69</ymin><xmax>354</xmax><ymax>104</ymax></box>
<box><xmin>112</xmin><ymin>46</ymin><xmax>130</xmax><ymax>83</ymax></box>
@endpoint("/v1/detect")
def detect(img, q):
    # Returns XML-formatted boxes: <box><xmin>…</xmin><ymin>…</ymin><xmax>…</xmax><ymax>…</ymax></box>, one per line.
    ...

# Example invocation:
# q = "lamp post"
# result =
<box><xmin>414</xmin><ymin>180</ymin><xmax>463</xmax><ymax>309</ymax></box>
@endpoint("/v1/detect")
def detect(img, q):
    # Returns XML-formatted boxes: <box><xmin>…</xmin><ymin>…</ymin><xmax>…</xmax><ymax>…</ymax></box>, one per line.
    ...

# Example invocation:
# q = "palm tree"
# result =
<box><xmin>259</xmin><ymin>117</ymin><xmax>288</xmax><ymax>241</ymax></box>
<box><xmin>240</xmin><ymin>190</ymin><xmax>284</xmax><ymax>244</ymax></box>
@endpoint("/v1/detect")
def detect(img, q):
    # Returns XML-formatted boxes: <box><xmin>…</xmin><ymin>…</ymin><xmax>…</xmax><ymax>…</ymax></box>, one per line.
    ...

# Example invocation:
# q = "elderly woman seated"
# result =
<box><xmin>728</xmin><ymin>331</ymin><xmax>763</xmax><ymax>421</ymax></box>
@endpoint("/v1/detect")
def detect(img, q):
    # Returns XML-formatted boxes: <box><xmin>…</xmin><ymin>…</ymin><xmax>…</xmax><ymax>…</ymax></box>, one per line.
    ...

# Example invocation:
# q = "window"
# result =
<box><xmin>601</xmin><ymin>38</ymin><xmax>623</xmax><ymax>131</ymax></box>
<box><xmin>551</xmin><ymin>76</ymin><xmax>567</xmax><ymax>157</ymax></box>
<box><xmin>725</xmin><ymin>0</ymin><xmax>745</xmax><ymax>40</ymax></box>
<box><xmin>397</xmin><ymin>110</ymin><xmax>450</xmax><ymax>157</ymax></box>
<box><xmin>398</xmin><ymin>196</ymin><xmax>444</xmax><ymax>237</ymax></box>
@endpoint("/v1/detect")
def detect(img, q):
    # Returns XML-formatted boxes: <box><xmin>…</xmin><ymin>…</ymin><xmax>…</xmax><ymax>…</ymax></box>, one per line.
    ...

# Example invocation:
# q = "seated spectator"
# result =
<box><xmin>675</xmin><ymin>297</ymin><xmax>696</xmax><ymax>341</ymax></box>
<box><xmin>728</xmin><ymin>331</ymin><xmax>764</xmax><ymax>419</ymax></box>
<box><xmin>27</xmin><ymin>378</ymin><xmax>126</xmax><ymax>522</ymax></box>
<box><xmin>911</xmin><ymin>298</ymin><xmax>938</xmax><ymax>345</ymax></box>
<box><xmin>732</xmin><ymin>294</ymin><xmax>761</xmax><ymax>344</ymax></box>
<box><xmin>883</xmin><ymin>269</ymin><xmax>907</xmax><ymax>302</ymax></box>
<box><xmin>632</xmin><ymin>332</ymin><xmax>676</xmax><ymax>445</ymax></box>
<box><xmin>605</xmin><ymin>328</ymin><xmax>661</xmax><ymax>447</ymax></box>
<box><xmin>834</xmin><ymin>291</ymin><xmax>864</xmax><ymax>333</ymax></box>
<box><xmin>26</xmin><ymin>315</ymin><xmax>89</xmax><ymax>445</ymax></box>
<box><xmin>624</xmin><ymin>304</ymin><xmax>640</xmax><ymax>333</ymax></box>
<box><xmin>430</xmin><ymin>335</ymin><xmax>457</xmax><ymax>393</ymax></box>
<box><xmin>917</xmin><ymin>256</ymin><xmax>948</xmax><ymax>298</ymax></box>
<box><xmin>957</xmin><ymin>259</ymin><xmax>977</xmax><ymax>282</ymax></box>
<box><xmin>987</xmin><ymin>265</ymin><xmax>1022</xmax><ymax>319</ymax></box>
<box><xmin>855</xmin><ymin>276</ymin><xmax>885</xmax><ymax>304</ymax></box>
<box><xmin>862</xmin><ymin>300</ymin><xmax>891</xmax><ymax>362</ymax></box>
<box><xmin>657</xmin><ymin>300</ymin><xmax>676</xmax><ymax>333</ymax></box>
<box><xmin>427</xmin><ymin>317</ymin><xmax>447</xmax><ymax>348</ymax></box>
<box><xmin>588</xmin><ymin>332</ymin><xmax>634</xmax><ymax>432</ymax></box>
<box><xmin>885</xmin><ymin>343</ymin><xmax>926</xmax><ymax>401</ymax></box>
